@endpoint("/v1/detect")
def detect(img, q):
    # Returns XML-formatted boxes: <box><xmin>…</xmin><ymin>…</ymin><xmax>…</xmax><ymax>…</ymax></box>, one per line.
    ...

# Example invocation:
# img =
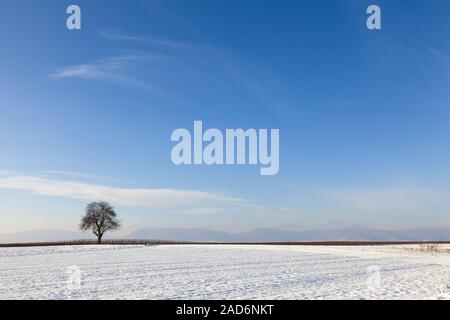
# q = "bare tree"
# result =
<box><xmin>80</xmin><ymin>201</ymin><xmax>120</xmax><ymax>244</ymax></box>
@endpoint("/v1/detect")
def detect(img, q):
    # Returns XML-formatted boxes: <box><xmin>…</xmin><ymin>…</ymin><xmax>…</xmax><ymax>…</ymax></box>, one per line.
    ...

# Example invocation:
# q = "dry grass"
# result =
<box><xmin>420</xmin><ymin>244</ymin><xmax>440</xmax><ymax>253</ymax></box>
<box><xmin>1</xmin><ymin>240</ymin><xmax>450</xmax><ymax>249</ymax></box>
<box><xmin>406</xmin><ymin>244</ymin><xmax>450</xmax><ymax>254</ymax></box>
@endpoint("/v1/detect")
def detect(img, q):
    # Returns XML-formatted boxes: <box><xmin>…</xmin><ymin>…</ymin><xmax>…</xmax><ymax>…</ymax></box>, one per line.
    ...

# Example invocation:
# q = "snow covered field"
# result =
<box><xmin>1</xmin><ymin>244</ymin><xmax>449</xmax><ymax>300</ymax></box>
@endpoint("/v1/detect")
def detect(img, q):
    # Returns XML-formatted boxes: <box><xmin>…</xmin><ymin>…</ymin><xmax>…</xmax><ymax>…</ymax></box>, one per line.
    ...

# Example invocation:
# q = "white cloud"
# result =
<box><xmin>328</xmin><ymin>186</ymin><xmax>448</xmax><ymax>214</ymax></box>
<box><xmin>279</xmin><ymin>207</ymin><xmax>295</xmax><ymax>212</ymax></box>
<box><xmin>277</xmin><ymin>184</ymin><xmax>450</xmax><ymax>229</ymax></box>
<box><xmin>51</xmin><ymin>31</ymin><xmax>292</xmax><ymax>115</ymax></box>
<box><xmin>0</xmin><ymin>174</ymin><xmax>248</xmax><ymax>212</ymax></box>
<box><xmin>99</xmin><ymin>30</ymin><xmax>201</xmax><ymax>51</ymax></box>
<box><xmin>38</xmin><ymin>170</ymin><xmax>127</xmax><ymax>185</ymax></box>
<box><xmin>173</xmin><ymin>208</ymin><xmax>225</xmax><ymax>215</ymax></box>
<box><xmin>50</xmin><ymin>54</ymin><xmax>160</xmax><ymax>87</ymax></box>
<box><xmin>427</xmin><ymin>47</ymin><xmax>450</xmax><ymax>69</ymax></box>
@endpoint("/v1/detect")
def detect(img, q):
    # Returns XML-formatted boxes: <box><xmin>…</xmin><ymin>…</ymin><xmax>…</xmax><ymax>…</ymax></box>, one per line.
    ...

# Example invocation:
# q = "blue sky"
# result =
<box><xmin>1</xmin><ymin>0</ymin><xmax>450</xmax><ymax>234</ymax></box>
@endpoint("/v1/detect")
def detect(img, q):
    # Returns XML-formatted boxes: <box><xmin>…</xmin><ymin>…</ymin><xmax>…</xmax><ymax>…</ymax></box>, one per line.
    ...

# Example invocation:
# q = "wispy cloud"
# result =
<box><xmin>173</xmin><ymin>208</ymin><xmax>225</xmax><ymax>215</ymax></box>
<box><xmin>330</xmin><ymin>186</ymin><xmax>448</xmax><ymax>213</ymax></box>
<box><xmin>52</xmin><ymin>54</ymin><xmax>135</xmax><ymax>78</ymax></box>
<box><xmin>427</xmin><ymin>46</ymin><xmax>450</xmax><ymax>69</ymax></box>
<box><xmin>38</xmin><ymin>170</ymin><xmax>126</xmax><ymax>184</ymax></box>
<box><xmin>302</xmin><ymin>185</ymin><xmax>450</xmax><ymax>228</ymax></box>
<box><xmin>50</xmin><ymin>30</ymin><xmax>294</xmax><ymax>116</ymax></box>
<box><xmin>99</xmin><ymin>30</ymin><xmax>202</xmax><ymax>52</ymax></box>
<box><xmin>265</xmin><ymin>184</ymin><xmax>450</xmax><ymax>230</ymax></box>
<box><xmin>0</xmin><ymin>174</ymin><xmax>249</xmax><ymax>214</ymax></box>
<box><xmin>99</xmin><ymin>31</ymin><xmax>293</xmax><ymax>114</ymax></box>
<box><xmin>50</xmin><ymin>53</ymin><xmax>163</xmax><ymax>89</ymax></box>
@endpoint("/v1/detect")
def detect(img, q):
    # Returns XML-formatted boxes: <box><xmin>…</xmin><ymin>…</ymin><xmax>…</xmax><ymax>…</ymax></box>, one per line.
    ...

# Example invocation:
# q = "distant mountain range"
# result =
<box><xmin>0</xmin><ymin>229</ymin><xmax>88</xmax><ymax>243</ymax></box>
<box><xmin>1</xmin><ymin>227</ymin><xmax>450</xmax><ymax>243</ymax></box>
<box><xmin>126</xmin><ymin>227</ymin><xmax>450</xmax><ymax>242</ymax></box>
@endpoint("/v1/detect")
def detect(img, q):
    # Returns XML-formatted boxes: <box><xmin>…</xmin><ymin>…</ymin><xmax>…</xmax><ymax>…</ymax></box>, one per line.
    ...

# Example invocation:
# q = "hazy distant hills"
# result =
<box><xmin>126</xmin><ymin>227</ymin><xmax>236</xmax><ymax>242</ymax></box>
<box><xmin>0</xmin><ymin>229</ymin><xmax>89</xmax><ymax>243</ymax></box>
<box><xmin>1</xmin><ymin>227</ymin><xmax>450</xmax><ymax>244</ymax></box>
<box><xmin>127</xmin><ymin>227</ymin><xmax>450</xmax><ymax>242</ymax></box>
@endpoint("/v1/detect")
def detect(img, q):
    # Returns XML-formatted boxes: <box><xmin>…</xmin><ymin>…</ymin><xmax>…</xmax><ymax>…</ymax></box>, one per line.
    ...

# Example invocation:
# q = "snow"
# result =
<box><xmin>1</xmin><ymin>244</ymin><xmax>449</xmax><ymax>300</ymax></box>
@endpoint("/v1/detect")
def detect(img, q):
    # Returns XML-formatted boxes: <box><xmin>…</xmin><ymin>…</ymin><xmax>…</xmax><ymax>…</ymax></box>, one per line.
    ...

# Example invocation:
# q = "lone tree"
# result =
<box><xmin>80</xmin><ymin>201</ymin><xmax>120</xmax><ymax>244</ymax></box>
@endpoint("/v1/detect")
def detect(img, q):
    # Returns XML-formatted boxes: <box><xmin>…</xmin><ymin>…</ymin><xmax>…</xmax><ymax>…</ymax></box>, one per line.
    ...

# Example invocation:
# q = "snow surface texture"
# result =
<box><xmin>1</xmin><ymin>244</ymin><xmax>449</xmax><ymax>300</ymax></box>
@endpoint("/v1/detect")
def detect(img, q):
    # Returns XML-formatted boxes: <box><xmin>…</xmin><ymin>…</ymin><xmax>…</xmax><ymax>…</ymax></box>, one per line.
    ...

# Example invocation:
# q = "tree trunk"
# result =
<box><xmin>97</xmin><ymin>233</ymin><xmax>103</xmax><ymax>244</ymax></box>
